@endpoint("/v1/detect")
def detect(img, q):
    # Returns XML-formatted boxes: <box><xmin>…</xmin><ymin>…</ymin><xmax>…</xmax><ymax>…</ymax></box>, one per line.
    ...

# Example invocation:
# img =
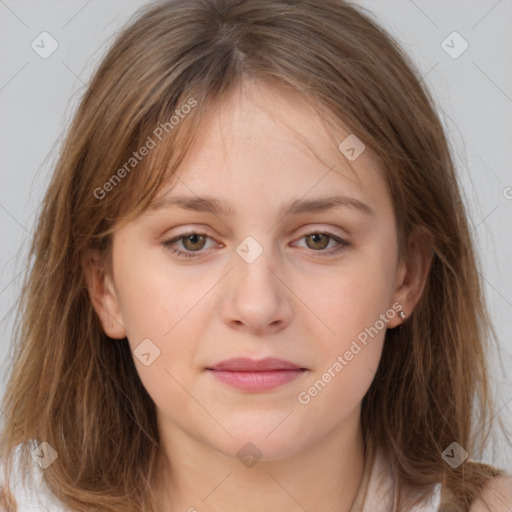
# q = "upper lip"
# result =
<box><xmin>207</xmin><ymin>357</ymin><xmax>306</xmax><ymax>372</ymax></box>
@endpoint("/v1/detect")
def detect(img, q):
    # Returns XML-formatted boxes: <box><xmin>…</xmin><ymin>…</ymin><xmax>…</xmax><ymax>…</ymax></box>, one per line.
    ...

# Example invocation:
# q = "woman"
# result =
<box><xmin>1</xmin><ymin>1</ymin><xmax>511</xmax><ymax>510</ymax></box>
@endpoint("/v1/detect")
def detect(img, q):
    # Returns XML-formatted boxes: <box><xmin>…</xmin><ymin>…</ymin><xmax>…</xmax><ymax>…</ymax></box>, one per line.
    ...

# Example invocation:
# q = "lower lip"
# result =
<box><xmin>207</xmin><ymin>369</ymin><xmax>305</xmax><ymax>391</ymax></box>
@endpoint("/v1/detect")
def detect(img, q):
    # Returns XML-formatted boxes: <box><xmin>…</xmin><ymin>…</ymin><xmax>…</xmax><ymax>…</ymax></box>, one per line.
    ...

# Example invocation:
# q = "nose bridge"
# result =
<box><xmin>233</xmin><ymin>233</ymin><xmax>281</xmax><ymax>300</ymax></box>
<box><xmin>221</xmin><ymin>233</ymin><xmax>292</xmax><ymax>334</ymax></box>
<box><xmin>235</xmin><ymin>234</ymin><xmax>267</xmax><ymax>266</ymax></box>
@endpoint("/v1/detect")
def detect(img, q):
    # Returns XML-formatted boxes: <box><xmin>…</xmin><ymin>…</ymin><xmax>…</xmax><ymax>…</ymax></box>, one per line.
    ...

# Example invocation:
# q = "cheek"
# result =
<box><xmin>311</xmin><ymin>251</ymin><xmax>396</xmax><ymax>340</ymax></box>
<box><xmin>296</xmin><ymin>268</ymin><xmax>389</xmax><ymax>416</ymax></box>
<box><xmin>297</xmin><ymin>240</ymin><xmax>396</xmax><ymax>399</ymax></box>
<box><xmin>114</xmin><ymin>241</ymin><xmax>207</xmax><ymax>337</ymax></box>
<box><xmin>113</xmin><ymin>260</ymin><xmax>207</xmax><ymax>409</ymax></box>
<box><xmin>111</xmin><ymin>246</ymin><xmax>211</xmax><ymax>390</ymax></box>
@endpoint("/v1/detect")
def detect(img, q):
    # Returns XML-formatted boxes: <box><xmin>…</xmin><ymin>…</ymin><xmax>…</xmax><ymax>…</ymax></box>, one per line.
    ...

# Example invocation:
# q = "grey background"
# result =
<box><xmin>1</xmin><ymin>0</ymin><xmax>511</xmax><ymax>470</ymax></box>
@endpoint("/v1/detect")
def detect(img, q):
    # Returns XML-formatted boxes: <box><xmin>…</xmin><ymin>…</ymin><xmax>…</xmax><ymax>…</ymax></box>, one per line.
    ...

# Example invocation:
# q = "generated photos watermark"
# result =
<box><xmin>93</xmin><ymin>97</ymin><xmax>197</xmax><ymax>200</ymax></box>
<box><xmin>297</xmin><ymin>302</ymin><xmax>403</xmax><ymax>405</ymax></box>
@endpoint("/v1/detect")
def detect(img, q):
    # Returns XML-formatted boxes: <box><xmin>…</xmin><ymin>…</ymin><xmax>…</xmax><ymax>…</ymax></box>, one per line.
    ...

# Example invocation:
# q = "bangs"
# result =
<box><xmin>105</xmin><ymin>75</ymin><xmax>386</xmax><ymax>235</ymax></box>
<box><xmin>97</xmin><ymin>90</ymin><xmax>203</xmax><ymax>234</ymax></box>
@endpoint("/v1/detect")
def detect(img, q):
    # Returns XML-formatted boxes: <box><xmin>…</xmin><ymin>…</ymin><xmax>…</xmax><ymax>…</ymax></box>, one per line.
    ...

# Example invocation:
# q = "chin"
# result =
<box><xmin>209</xmin><ymin>422</ymin><xmax>310</xmax><ymax>462</ymax></box>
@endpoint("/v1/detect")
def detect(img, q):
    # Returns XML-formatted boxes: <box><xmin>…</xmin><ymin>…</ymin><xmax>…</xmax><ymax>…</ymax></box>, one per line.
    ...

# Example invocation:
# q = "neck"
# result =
<box><xmin>151</xmin><ymin>408</ymin><xmax>366</xmax><ymax>512</ymax></box>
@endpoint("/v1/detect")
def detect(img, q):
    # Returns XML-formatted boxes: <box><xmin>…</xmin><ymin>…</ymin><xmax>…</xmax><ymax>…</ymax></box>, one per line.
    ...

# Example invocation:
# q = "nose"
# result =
<box><xmin>220</xmin><ymin>243</ymin><xmax>293</xmax><ymax>336</ymax></box>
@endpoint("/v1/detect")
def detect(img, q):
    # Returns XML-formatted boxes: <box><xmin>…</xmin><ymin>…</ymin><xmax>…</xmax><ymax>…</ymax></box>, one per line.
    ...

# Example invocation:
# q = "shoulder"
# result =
<box><xmin>469</xmin><ymin>475</ymin><xmax>512</xmax><ymax>512</ymax></box>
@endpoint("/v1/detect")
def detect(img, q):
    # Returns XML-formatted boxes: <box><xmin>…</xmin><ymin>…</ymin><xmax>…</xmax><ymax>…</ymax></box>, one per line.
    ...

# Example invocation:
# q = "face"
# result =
<box><xmin>87</xmin><ymin>79</ymin><xmax>422</xmax><ymax>462</ymax></box>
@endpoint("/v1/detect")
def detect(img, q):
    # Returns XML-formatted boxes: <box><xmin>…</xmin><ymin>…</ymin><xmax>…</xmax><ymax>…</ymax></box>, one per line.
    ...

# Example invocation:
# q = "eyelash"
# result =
<box><xmin>162</xmin><ymin>231</ymin><xmax>351</xmax><ymax>259</ymax></box>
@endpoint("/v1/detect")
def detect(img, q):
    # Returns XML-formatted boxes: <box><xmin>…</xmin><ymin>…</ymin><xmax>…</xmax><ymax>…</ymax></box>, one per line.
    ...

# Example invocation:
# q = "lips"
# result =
<box><xmin>208</xmin><ymin>357</ymin><xmax>305</xmax><ymax>372</ymax></box>
<box><xmin>206</xmin><ymin>357</ymin><xmax>308</xmax><ymax>392</ymax></box>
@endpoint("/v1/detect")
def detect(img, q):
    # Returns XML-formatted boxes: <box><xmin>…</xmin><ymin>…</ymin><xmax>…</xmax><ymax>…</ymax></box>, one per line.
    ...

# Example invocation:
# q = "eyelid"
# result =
<box><xmin>163</xmin><ymin>230</ymin><xmax>221</xmax><ymax>252</ymax></box>
<box><xmin>294</xmin><ymin>224</ymin><xmax>349</xmax><ymax>240</ymax></box>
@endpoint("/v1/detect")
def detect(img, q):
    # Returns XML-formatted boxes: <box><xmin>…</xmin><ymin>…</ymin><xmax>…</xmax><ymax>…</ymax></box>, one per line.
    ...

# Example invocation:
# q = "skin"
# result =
<box><xmin>84</xmin><ymin>79</ymin><xmax>434</xmax><ymax>512</ymax></box>
<box><xmin>469</xmin><ymin>477</ymin><xmax>512</xmax><ymax>512</ymax></box>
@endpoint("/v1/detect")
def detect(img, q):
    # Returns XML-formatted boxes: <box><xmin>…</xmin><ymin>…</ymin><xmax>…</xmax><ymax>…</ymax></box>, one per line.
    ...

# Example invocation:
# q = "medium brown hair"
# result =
<box><xmin>0</xmin><ymin>0</ymin><xmax>506</xmax><ymax>510</ymax></box>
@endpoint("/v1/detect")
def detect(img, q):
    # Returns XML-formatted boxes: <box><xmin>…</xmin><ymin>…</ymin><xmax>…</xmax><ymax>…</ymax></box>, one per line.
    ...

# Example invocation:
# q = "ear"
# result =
<box><xmin>387</xmin><ymin>232</ymin><xmax>434</xmax><ymax>328</ymax></box>
<box><xmin>82</xmin><ymin>248</ymin><xmax>127</xmax><ymax>339</ymax></box>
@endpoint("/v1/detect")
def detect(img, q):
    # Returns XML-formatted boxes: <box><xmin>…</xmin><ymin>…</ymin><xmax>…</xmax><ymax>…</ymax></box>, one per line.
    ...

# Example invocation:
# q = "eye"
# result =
<box><xmin>162</xmin><ymin>232</ymin><xmax>218</xmax><ymax>259</ymax></box>
<box><xmin>162</xmin><ymin>230</ymin><xmax>350</xmax><ymax>259</ymax></box>
<box><xmin>293</xmin><ymin>231</ymin><xmax>350</xmax><ymax>254</ymax></box>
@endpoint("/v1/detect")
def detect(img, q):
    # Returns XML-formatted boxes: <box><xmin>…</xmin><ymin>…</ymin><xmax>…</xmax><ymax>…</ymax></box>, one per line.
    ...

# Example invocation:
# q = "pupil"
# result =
<box><xmin>308</xmin><ymin>233</ymin><xmax>328</xmax><ymax>249</ymax></box>
<box><xmin>185</xmin><ymin>234</ymin><xmax>204</xmax><ymax>250</ymax></box>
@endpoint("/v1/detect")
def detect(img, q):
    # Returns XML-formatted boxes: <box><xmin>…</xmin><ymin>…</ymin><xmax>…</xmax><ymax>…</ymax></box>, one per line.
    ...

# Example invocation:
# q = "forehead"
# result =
<box><xmin>148</xmin><ymin>79</ymin><xmax>391</xmax><ymax>219</ymax></box>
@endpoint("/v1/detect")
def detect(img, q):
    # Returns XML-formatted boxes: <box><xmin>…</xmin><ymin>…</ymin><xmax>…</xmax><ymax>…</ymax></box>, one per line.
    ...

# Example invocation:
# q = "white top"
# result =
<box><xmin>1</xmin><ymin>452</ymin><xmax>67</xmax><ymax>511</ymax></box>
<box><xmin>350</xmin><ymin>444</ymin><xmax>442</xmax><ymax>512</ymax></box>
<box><xmin>2</xmin><ymin>444</ymin><xmax>442</xmax><ymax>511</ymax></box>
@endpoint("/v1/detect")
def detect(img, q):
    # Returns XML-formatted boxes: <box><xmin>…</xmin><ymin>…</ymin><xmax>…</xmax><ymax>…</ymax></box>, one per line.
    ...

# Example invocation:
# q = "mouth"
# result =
<box><xmin>206</xmin><ymin>357</ymin><xmax>308</xmax><ymax>392</ymax></box>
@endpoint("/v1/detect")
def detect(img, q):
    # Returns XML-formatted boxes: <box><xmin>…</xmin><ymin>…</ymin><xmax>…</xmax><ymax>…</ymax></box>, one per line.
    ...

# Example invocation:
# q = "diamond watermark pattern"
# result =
<box><xmin>441</xmin><ymin>31</ymin><xmax>469</xmax><ymax>59</ymax></box>
<box><xmin>237</xmin><ymin>442</ymin><xmax>262</xmax><ymax>468</ymax></box>
<box><xmin>133</xmin><ymin>338</ymin><xmax>161</xmax><ymax>366</ymax></box>
<box><xmin>31</xmin><ymin>32</ymin><xmax>59</xmax><ymax>59</ymax></box>
<box><xmin>338</xmin><ymin>134</ymin><xmax>366</xmax><ymax>161</ymax></box>
<box><xmin>31</xmin><ymin>442</ymin><xmax>58</xmax><ymax>469</ymax></box>
<box><xmin>236</xmin><ymin>236</ymin><xmax>263</xmax><ymax>264</ymax></box>
<box><xmin>442</xmin><ymin>442</ymin><xmax>468</xmax><ymax>468</ymax></box>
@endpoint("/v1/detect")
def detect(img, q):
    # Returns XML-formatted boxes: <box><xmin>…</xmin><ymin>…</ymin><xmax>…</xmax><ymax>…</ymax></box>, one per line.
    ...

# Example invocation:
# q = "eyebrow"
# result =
<box><xmin>148</xmin><ymin>194</ymin><xmax>375</xmax><ymax>218</ymax></box>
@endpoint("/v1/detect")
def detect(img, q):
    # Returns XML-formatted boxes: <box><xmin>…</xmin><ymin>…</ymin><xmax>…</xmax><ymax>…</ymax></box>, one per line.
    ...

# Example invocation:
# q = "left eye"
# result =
<box><xmin>163</xmin><ymin>232</ymin><xmax>216</xmax><ymax>258</ymax></box>
<box><xmin>162</xmin><ymin>231</ymin><xmax>349</xmax><ymax>259</ymax></box>
<box><xmin>294</xmin><ymin>232</ymin><xmax>347</xmax><ymax>252</ymax></box>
